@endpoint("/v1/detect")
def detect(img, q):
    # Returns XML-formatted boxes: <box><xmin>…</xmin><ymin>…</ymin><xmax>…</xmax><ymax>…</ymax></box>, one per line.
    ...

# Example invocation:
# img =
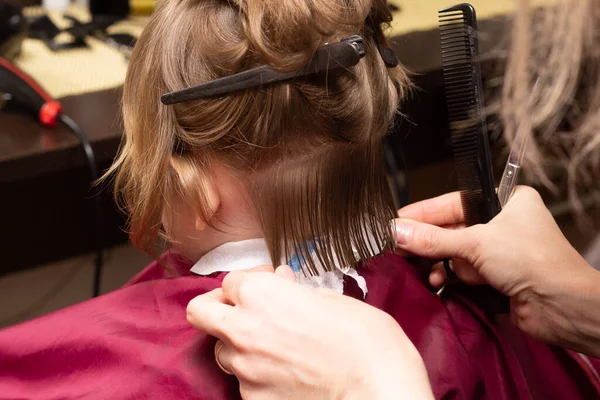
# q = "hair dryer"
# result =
<box><xmin>0</xmin><ymin>57</ymin><xmax>62</xmax><ymax>126</ymax></box>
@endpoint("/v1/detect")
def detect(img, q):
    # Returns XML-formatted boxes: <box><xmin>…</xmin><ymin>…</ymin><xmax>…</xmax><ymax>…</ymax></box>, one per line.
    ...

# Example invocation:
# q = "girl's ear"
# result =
<box><xmin>195</xmin><ymin>173</ymin><xmax>220</xmax><ymax>232</ymax></box>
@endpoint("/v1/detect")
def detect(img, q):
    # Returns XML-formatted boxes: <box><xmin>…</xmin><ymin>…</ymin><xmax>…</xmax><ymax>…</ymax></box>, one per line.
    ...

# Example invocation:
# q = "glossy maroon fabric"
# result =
<box><xmin>0</xmin><ymin>252</ymin><xmax>598</xmax><ymax>400</ymax></box>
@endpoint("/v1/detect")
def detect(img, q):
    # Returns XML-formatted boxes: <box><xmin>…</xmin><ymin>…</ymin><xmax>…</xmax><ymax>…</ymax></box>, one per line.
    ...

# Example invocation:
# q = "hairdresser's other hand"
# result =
<box><xmin>395</xmin><ymin>186</ymin><xmax>600</xmax><ymax>357</ymax></box>
<box><xmin>187</xmin><ymin>266</ymin><xmax>434</xmax><ymax>400</ymax></box>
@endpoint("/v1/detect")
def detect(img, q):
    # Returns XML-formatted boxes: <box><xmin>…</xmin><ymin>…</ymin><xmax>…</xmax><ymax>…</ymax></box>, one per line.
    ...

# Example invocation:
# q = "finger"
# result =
<box><xmin>187</xmin><ymin>289</ymin><xmax>233</xmax><ymax>337</ymax></box>
<box><xmin>451</xmin><ymin>259</ymin><xmax>487</xmax><ymax>285</ymax></box>
<box><xmin>429</xmin><ymin>262</ymin><xmax>447</xmax><ymax>288</ymax></box>
<box><xmin>395</xmin><ymin>248</ymin><xmax>414</xmax><ymax>258</ymax></box>
<box><xmin>441</xmin><ymin>223</ymin><xmax>466</xmax><ymax>231</ymax></box>
<box><xmin>222</xmin><ymin>269</ymin><xmax>303</xmax><ymax>306</ymax></box>
<box><xmin>395</xmin><ymin>219</ymin><xmax>476</xmax><ymax>260</ymax></box>
<box><xmin>249</xmin><ymin>265</ymin><xmax>275</xmax><ymax>273</ymax></box>
<box><xmin>507</xmin><ymin>185</ymin><xmax>541</xmax><ymax>207</ymax></box>
<box><xmin>222</xmin><ymin>270</ymin><xmax>286</xmax><ymax>306</ymax></box>
<box><xmin>275</xmin><ymin>265</ymin><xmax>296</xmax><ymax>281</ymax></box>
<box><xmin>396</xmin><ymin>192</ymin><xmax>464</xmax><ymax>227</ymax></box>
<box><xmin>431</xmin><ymin>259</ymin><xmax>488</xmax><ymax>286</ymax></box>
<box><xmin>221</xmin><ymin>270</ymin><xmax>253</xmax><ymax>306</ymax></box>
<box><xmin>215</xmin><ymin>340</ymin><xmax>236</xmax><ymax>375</ymax></box>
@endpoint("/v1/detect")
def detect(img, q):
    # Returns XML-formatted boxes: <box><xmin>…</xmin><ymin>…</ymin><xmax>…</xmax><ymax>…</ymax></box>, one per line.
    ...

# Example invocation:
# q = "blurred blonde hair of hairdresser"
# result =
<box><xmin>501</xmin><ymin>0</ymin><xmax>600</xmax><ymax>212</ymax></box>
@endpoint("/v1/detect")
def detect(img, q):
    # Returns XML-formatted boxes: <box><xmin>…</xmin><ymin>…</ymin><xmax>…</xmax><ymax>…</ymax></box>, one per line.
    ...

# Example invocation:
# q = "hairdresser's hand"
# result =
<box><xmin>395</xmin><ymin>185</ymin><xmax>600</xmax><ymax>357</ymax></box>
<box><xmin>187</xmin><ymin>266</ymin><xmax>434</xmax><ymax>400</ymax></box>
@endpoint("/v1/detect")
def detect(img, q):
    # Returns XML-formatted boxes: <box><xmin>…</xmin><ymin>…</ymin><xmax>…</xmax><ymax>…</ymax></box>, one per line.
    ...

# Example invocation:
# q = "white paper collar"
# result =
<box><xmin>190</xmin><ymin>238</ymin><xmax>368</xmax><ymax>297</ymax></box>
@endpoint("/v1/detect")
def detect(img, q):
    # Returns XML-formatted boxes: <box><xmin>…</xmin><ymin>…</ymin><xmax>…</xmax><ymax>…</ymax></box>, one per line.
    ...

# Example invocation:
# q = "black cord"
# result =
<box><xmin>60</xmin><ymin>114</ymin><xmax>104</xmax><ymax>298</ymax></box>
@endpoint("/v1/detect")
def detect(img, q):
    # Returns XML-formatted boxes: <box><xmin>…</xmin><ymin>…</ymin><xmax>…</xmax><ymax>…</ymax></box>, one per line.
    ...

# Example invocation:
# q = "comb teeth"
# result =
<box><xmin>439</xmin><ymin>4</ymin><xmax>499</xmax><ymax>226</ymax></box>
<box><xmin>439</xmin><ymin>6</ymin><xmax>476</xmax><ymax>124</ymax></box>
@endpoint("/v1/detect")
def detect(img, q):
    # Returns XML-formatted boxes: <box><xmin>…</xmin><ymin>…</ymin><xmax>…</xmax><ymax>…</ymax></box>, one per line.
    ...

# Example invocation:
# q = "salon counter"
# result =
<box><xmin>0</xmin><ymin>88</ymin><xmax>122</xmax><ymax>182</ymax></box>
<box><xmin>0</xmin><ymin>88</ymin><xmax>128</xmax><ymax>274</ymax></box>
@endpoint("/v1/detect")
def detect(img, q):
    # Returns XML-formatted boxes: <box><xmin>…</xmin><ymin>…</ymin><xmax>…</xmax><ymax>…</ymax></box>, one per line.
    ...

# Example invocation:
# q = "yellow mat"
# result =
<box><xmin>15</xmin><ymin>1</ymin><xmax>550</xmax><ymax>99</ymax></box>
<box><xmin>388</xmin><ymin>0</ymin><xmax>553</xmax><ymax>35</ymax></box>
<box><xmin>16</xmin><ymin>6</ymin><xmax>146</xmax><ymax>99</ymax></box>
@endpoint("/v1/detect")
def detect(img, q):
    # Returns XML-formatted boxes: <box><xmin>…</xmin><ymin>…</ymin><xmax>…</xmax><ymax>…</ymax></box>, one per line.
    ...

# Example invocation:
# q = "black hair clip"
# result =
<box><xmin>161</xmin><ymin>35</ymin><xmax>367</xmax><ymax>105</ymax></box>
<box><xmin>379</xmin><ymin>46</ymin><xmax>399</xmax><ymax>68</ymax></box>
<box><xmin>366</xmin><ymin>14</ymin><xmax>399</xmax><ymax>68</ymax></box>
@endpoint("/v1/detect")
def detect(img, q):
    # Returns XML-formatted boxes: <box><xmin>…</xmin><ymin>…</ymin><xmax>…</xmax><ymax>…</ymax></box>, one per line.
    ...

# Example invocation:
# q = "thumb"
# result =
<box><xmin>248</xmin><ymin>265</ymin><xmax>276</xmax><ymax>273</ymax></box>
<box><xmin>395</xmin><ymin>218</ymin><xmax>476</xmax><ymax>260</ymax></box>
<box><xmin>275</xmin><ymin>265</ymin><xmax>296</xmax><ymax>281</ymax></box>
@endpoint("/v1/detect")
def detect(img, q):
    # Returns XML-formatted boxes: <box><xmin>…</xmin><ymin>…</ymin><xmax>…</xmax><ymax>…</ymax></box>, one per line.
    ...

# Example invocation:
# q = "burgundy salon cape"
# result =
<box><xmin>1</xmin><ymin>252</ymin><xmax>599</xmax><ymax>400</ymax></box>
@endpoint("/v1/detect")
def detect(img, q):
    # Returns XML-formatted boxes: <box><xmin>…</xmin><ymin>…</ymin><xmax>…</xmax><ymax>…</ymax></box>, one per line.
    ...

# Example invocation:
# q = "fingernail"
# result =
<box><xmin>186</xmin><ymin>300</ymin><xmax>198</xmax><ymax>323</ymax></box>
<box><xmin>395</xmin><ymin>220</ymin><xmax>414</xmax><ymax>246</ymax></box>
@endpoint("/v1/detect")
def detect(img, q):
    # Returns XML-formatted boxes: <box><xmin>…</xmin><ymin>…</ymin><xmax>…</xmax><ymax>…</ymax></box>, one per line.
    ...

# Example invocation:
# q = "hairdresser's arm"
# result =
<box><xmin>395</xmin><ymin>186</ymin><xmax>600</xmax><ymax>357</ymax></box>
<box><xmin>187</xmin><ymin>267</ymin><xmax>434</xmax><ymax>400</ymax></box>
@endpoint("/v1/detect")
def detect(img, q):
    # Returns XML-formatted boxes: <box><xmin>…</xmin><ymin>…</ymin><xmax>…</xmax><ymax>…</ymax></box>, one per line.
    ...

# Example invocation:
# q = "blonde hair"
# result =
<box><xmin>502</xmin><ymin>0</ymin><xmax>600</xmax><ymax>211</ymax></box>
<box><xmin>107</xmin><ymin>0</ymin><xmax>409</xmax><ymax>273</ymax></box>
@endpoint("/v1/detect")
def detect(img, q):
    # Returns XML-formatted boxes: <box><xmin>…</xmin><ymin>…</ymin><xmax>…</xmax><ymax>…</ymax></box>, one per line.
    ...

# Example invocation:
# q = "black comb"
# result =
<box><xmin>439</xmin><ymin>4</ymin><xmax>508</xmax><ymax>313</ymax></box>
<box><xmin>439</xmin><ymin>4</ymin><xmax>500</xmax><ymax>226</ymax></box>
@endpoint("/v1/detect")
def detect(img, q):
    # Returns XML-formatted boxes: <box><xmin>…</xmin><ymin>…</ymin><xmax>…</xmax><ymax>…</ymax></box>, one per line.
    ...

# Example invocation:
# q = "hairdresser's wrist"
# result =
<box><xmin>548</xmin><ymin>267</ymin><xmax>600</xmax><ymax>357</ymax></box>
<box><xmin>344</xmin><ymin>336</ymin><xmax>434</xmax><ymax>400</ymax></box>
<box><xmin>333</xmin><ymin>310</ymin><xmax>434</xmax><ymax>400</ymax></box>
<box><xmin>517</xmin><ymin>262</ymin><xmax>600</xmax><ymax>358</ymax></box>
<box><xmin>345</xmin><ymin>368</ymin><xmax>434</xmax><ymax>400</ymax></box>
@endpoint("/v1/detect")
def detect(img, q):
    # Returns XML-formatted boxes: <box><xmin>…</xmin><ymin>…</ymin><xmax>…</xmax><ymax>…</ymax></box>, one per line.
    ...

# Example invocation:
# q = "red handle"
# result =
<box><xmin>40</xmin><ymin>101</ymin><xmax>62</xmax><ymax>127</ymax></box>
<box><xmin>0</xmin><ymin>57</ymin><xmax>62</xmax><ymax>127</ymax></box>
